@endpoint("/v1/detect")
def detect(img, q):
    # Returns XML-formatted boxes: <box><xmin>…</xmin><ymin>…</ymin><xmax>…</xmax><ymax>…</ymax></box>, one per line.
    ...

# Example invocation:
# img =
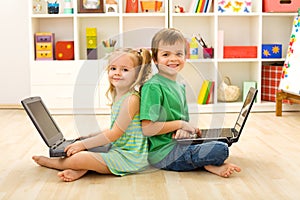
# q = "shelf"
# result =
<box><xmin>28</xmin><ymin>0</ymin><xmax>300</xmax><ymax>113</ymax></box>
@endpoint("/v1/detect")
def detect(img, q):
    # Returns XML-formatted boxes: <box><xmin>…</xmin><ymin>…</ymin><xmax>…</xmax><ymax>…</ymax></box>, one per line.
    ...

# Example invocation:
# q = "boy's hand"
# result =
<box><xmin>173</xmin><ymin>129</ymin><xmax>201</xmax><ymax>139</ymax></box>
<box><xmin>195</xmin><ymin>128</ymin><xmax>202</xmax><ymax>137</ymax></box>
<box><xmin>65</xmin><ymin>141</ymin><xmax>85</xmax><ymax>157</ymax></box>
<box><xmin>181</xmin><ymin>121</ymin><xmax>200</xmax><ymax>136</ymax></box>
<box><xmin>173</xmin><ymin>129</ymin><xmax>191</xmax><ymax>139</ymax></box>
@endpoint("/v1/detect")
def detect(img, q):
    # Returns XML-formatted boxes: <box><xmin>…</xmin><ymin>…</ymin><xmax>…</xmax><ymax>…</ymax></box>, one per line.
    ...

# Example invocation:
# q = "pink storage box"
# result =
<box><xmin>263</xmin><ymin>0</ymin><xmax>300</xmax><ymax>12</ymax></box>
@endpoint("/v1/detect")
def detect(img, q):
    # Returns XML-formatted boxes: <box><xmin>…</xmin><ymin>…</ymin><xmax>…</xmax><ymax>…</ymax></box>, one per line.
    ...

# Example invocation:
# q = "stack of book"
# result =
<box><xmin>197</xmin><ymin>80</ymin><xmax>215</xmax><ymax>104</ymax></box>
<box><xmin>189</xmin><ymin>0</ymin><xmax>213</xmax><ymax>13</ymax></box>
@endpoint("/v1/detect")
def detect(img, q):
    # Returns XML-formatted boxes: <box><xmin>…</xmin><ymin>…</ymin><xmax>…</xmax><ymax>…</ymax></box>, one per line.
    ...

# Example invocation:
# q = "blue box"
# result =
<box><xmin>262</xmin><ymin>44</ymin><xmax>282</xmax><ymax>58</ymax></box>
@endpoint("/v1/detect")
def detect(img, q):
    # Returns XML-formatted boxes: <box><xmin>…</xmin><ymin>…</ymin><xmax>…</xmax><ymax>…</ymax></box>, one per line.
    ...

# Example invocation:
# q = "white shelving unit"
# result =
<box><xmin>170</xmin><ymin>0</ymin><xmax>300</xmax><ymax>113</ymax></box>
<box><xmin>29</xmin><ymin>0</ymin><xmax>300</xmax><ymax>114</ymax></box>
<box><xmin>29</xmin><ymin>0</ymin><xmax>168</xmax><ymax>114</ymax></box>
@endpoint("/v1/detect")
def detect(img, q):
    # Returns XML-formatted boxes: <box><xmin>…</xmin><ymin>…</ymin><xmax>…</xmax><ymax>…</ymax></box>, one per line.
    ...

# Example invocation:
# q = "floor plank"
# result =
<box><xmin>1</xmin><ymin>109</ymin><xmax>300</xmax><ymax>199</ymax></box>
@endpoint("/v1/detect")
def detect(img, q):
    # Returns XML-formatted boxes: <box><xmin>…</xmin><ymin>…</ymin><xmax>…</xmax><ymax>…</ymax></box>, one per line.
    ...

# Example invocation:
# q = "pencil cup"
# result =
<box><xmin>48</xmin><ymin>2</ymin><xmax>59</xmax><ymax>14</ymax></box>
<box><xmin>104</xmin><ymin>47</ymin><xmax>114</xmax><ymax>56</ymax></box>
<box><xmin>203</xmin><ymin>47</ymin><xmax>214</xmax><ymax>59</ymax></box>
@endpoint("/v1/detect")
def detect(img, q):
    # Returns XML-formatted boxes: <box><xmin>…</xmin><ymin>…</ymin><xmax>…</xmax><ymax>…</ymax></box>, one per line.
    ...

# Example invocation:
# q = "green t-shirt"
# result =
<box><xmin>140</xmin><ymin>74</ymin><xmax>189</xmax><ymax>164</ymax></box>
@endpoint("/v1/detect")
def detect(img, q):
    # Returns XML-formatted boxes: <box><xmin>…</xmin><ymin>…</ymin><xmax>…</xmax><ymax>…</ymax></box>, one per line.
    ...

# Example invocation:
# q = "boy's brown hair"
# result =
<box><xmin>151</xmin><ymin>28</ymin><xmax>187</xmax><ymax>63</ymax></box>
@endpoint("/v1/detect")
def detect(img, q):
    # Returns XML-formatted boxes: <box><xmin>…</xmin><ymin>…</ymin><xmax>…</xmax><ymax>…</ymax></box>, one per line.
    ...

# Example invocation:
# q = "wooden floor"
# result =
<box><xmin>1</xmin><ymin>109</ymin><xmax>300</xmax><ymax>200</ymax></box>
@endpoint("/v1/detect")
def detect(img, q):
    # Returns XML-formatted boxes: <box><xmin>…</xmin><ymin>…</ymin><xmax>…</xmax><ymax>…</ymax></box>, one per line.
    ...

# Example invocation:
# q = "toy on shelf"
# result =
<box><xmin>102</xmin><ymin>39</ymin><xmax>116</xmax><ymax>56</ymax></box>
<box><xmin>105</xmin><ymin>0</ymin><xmax>118</xmax><ymax>13</ymax></box>
<box><xmin>189</xmin><ymin>37</ymin><xmax>199</xmax><ymax>59</ymax></box>
<box><xmin>32</xmin><ymin>0</ymin><xmax>47</xmax><ymax>14</ymax></box>
<box><xmin>34</xmin><ymin>32</ymin><xmax>55</xmax><ymax>60</ymax></box>
<box><xmin>86</xmin><ymin>27</ymin><xmax>98</xmax><ymax>59</ymax></box>
<box><xmin>126</xmin><ymin>0</ymin><xmax>138</xmax><ymax>13</ymax></box>
<box><xmin>56</xmin><ymin>41</ymin><xmax>74</xmax><ymax>60</ymax></box>
<box><xmin>174</xmin><ymin>5</ymin><xmax>184</xmax><ymax>13</ymax></box>
<box><xmin>64</xmin><ymin>0</ymin><xmax>73</xmax><ymax>14</ymax></box>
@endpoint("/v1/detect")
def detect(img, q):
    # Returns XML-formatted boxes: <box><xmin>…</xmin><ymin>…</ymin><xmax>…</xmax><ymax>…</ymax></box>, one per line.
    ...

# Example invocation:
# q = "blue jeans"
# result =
<box><xmin>152</xmin><ymin>141</ymin><xmax>229</xmax><ymax>171</ymax></box>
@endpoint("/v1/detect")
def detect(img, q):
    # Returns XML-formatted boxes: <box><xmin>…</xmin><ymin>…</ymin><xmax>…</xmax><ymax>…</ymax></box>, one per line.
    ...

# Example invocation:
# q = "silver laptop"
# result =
<box><xmin>176</xmin><ymin>87</ymin><xmax>258</xmax><ymax>146</ymax></box>
<box><xmin>21</xmin><ymin>96</ymin><xmax>111</xmax><ymax>157</ymax></box>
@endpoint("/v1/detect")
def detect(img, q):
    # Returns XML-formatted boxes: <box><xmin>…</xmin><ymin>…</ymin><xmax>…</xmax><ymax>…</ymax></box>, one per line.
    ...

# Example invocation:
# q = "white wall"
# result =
<box><xmin>0</xmin><ymin>1</ymin><xmax>30</xmax><ymax>104</ymax></box>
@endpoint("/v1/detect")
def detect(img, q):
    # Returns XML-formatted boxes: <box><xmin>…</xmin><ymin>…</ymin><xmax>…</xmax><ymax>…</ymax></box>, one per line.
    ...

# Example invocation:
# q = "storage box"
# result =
<box><xmin>56</xmin><ymin>41</ymin><xmax>74</xmax><ymax>60</ymax></box>
<box><xmin>140</xmin><ymin>1</ymin><xmax>163</xmax><ymax>12</ymax></box>
<box><xmin>224</xmin><ymin>46</ymin><xmax>257</xmax><ymax>58</ymax></box>
<box><xmin>261</xmin><ymin>65</ymin><xmax>283</xmax><ymax>102</ymax></box>
<box><xmin>262</xmin><ymin>44</ymin><xmax>282</xmax><ymax>58</ymax></box>
<box><xmin>263</xmin><ymin>0</ymin><xmax>300</xmax><ymax>13</ymax></box>
<box><xmin>218</xmin><ymin>0</ymin><xmax>251</xmax><ymax>13</ymax></box>
<box><xmin>34</xmin><ymin>32</ymin><xmax>55</xmax><ymax>60</ymax></box>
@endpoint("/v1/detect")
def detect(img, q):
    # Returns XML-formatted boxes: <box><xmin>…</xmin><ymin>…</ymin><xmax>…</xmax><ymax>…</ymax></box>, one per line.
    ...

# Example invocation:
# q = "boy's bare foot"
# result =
<box><xmin>204</xmin><ymin>163</ymin><xmax>241</xmax><ymax>178</ymax></box>
<box><xmin>57</xmin><ymin>169</ymin><xmax>88</xmax><ymax>182</ymax></box>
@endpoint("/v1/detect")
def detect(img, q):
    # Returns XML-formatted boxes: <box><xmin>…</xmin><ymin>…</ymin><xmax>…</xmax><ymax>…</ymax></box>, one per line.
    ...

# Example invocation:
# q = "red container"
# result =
<box><xmin>261</xmin><ymin>65</ymin><xmax>289</xmax><ymax>102</ymax></box>
<box><xmin>56</xmin><ymin>41</ymin><xmax>74</xmax><ymax>60</ymax></box>
<box><xmin>223</xmin><ymin>46</ymin><xmax>257</xmax><ymax>58</ymax></box>
<box><xmin>263</xmin><ymin>0</ymin><xmax>300</xmax><ymax>12</ymax></box>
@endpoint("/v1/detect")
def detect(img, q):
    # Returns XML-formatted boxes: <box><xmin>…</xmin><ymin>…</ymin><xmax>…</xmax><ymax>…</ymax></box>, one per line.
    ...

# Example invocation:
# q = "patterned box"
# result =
<box><xmin>262</xmin><ymin>44</ymin><xmax>282</xmax><ymax>59</ymax></box>
<box><xmin>261</xmin><ymin>65</ymin><xmax>284</xmax><ymax>102</ymax></box>
<box><xmin>218</xmin><ymin>0</ymin><xmax>251</xmax><ymax>13</ymax></box>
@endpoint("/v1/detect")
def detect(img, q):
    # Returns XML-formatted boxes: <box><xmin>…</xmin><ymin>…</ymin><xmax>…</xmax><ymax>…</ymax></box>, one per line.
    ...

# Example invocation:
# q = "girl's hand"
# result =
<box><xmin>64</xmin><ymin>141</ymin><xmax>85</xmax><ymax>157</ymax></box>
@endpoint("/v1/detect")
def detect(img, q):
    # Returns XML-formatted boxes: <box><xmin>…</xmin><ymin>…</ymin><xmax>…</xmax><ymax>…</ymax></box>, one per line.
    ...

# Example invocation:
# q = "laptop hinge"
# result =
<box><xmin>52</xmin><ymin>139</ymin><xmax>65</xmax><ymax>149</ymax></box>
<box><xmin>232</xmin><ymin>128</ymin><xmax>239</xmax><ymax>137</ymax></box>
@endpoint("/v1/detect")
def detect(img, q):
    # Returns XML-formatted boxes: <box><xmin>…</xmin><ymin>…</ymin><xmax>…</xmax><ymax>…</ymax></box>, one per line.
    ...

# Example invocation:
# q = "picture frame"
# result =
<box><xmin>79</xmin><ymin>0</ymin><xmax>104</xmax><ymax>13</ymax></box>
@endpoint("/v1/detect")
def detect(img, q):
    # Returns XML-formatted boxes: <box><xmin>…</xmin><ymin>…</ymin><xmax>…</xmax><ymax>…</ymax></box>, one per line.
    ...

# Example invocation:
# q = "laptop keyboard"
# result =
<box><xmin>200</xmin><ymin>128</ymin><xmax>233</xmax><ymax>138</ymax></box>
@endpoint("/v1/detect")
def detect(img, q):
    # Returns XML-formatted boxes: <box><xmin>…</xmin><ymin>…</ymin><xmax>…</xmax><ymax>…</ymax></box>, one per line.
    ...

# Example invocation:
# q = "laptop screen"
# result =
<box><xmin>24</xmin><ymin>98</ymin><xmax>63</xmax><ymax>146</ymax></box>
<box><xmin>233</xmin><ymin>87</ymin><xmax>257</xmax><ymax>136</ymax></box>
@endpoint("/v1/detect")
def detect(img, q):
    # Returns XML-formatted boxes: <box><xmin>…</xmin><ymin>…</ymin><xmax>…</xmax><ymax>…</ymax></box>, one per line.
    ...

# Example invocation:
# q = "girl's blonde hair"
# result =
<box><xmin>105</xmin><ymin>48</ymin><xmax>152</xmax><ymax>103</ymax></box>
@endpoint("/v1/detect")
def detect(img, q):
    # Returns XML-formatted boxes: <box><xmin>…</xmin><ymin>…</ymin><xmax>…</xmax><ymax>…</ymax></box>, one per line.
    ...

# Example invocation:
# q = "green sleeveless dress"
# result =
<box><xmin>100</xmin><ymin>92</ymin><xmax>149</xmax><ymax>176</ymax></box>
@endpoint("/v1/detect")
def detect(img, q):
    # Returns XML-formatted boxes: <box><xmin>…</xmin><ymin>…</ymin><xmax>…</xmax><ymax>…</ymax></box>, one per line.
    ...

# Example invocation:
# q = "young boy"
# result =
<box><xmin>140</xmin><ymin>28</ymin><xmax>241</xmax><ymax>178</ymax></box>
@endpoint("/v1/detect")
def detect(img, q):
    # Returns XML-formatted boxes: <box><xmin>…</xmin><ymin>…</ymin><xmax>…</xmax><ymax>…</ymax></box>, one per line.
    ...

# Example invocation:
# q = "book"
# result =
<box><xmin>202</xmin><ymin>80</ymin><xmax>212</xmax><ymax>104</ymax></box>
<box><xmin>206</xmin><ymin>81</ymin><xmax>215</xmax><ymax>104</ymax></box>
<box><xmin>196</xmin><ymin>0</ymin><xmax>203</xmax><ymax>13</ymax></box>
<box><xmin>197</xmin><ymin>80</ymin><xmax>209</xmax><ymax>104</ymax></box>
<box><xmin>205</xmin><ymin>0</ymin><xmax>213</xmax><ymax>13</ymax></box>
<box><xmin>200</xmin><ymin>0</ymin><xmax>207</xmax><ymax>13</ymax></box>
<box><xmin>189</xmin><ymin>0</ymin><xmax>198</xmax><ymax>13</ymax></box>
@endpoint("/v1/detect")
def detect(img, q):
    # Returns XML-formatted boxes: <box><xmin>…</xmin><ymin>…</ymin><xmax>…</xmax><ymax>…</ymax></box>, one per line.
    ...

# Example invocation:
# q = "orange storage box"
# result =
<box><xmin>140</xmin><ymin>1</ymin><xmax>162</xmax><ymax>12</ymax></box>
<box><xmin>224</xmin><ymin>46</ymin><xmax>257</xmax><ymax>58</ymax></box>
<box><xmin>263</xmin><ymin>0</ymin><xmax>300</xmax><ymax>12</ymax></box>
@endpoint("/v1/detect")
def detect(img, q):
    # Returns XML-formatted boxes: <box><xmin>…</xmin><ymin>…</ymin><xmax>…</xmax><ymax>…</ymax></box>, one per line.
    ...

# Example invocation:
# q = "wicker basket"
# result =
<box><xmin>217</xmin><ymin>76</ymin><xmax>241</xmax><ymax>102</ymax></box>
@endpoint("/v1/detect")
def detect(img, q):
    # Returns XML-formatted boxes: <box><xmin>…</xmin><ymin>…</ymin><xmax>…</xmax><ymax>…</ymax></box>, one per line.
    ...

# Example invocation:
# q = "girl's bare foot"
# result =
<box><xmin>57</xmin><ymin>169</ymin><xmax>88</xmax><ymax>182</ymax></box>
<box><xmin>204</xmin><ymin>163</ymin><xmax>241</xmax><ymax>178</ymax></box>
<box><xmin>32</xmin><ymin>155</ymin><xmax>53</xmax><ymax>167</ymax></box>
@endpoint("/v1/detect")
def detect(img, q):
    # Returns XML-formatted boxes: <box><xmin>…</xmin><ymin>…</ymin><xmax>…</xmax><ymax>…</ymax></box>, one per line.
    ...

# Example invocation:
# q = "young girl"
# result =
<box><xmin>32</xmin><ymin>48</ymin><xmax>152</xmax><ymax>182</ymax></box>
